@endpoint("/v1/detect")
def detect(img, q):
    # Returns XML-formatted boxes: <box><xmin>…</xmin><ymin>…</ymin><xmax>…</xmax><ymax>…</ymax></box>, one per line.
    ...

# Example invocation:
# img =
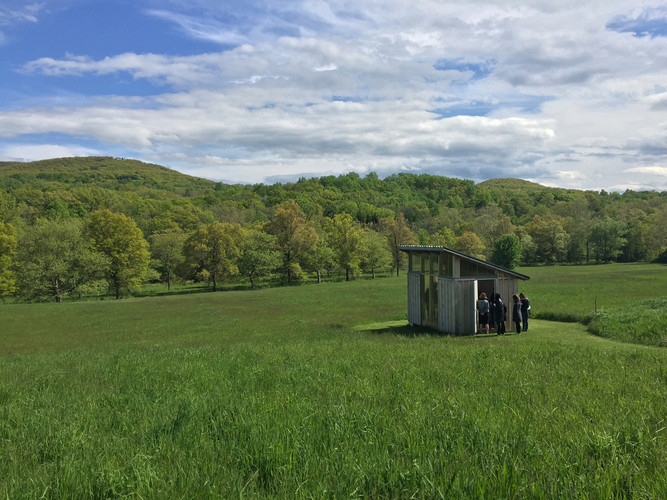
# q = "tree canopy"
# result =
<box><xmin>0</xmin><ymin>222</ymin><xmax>17</xmax><ymax>298</ymax></box>
<box><xmin>86</xmin><ymin>210</ymin><xmax>150</xmax><ymax>299</ymax></box>
<box><xmin>183</xmin><ymin>222</ymin><xmax>243</xmax><ymax>291</ymax></box>
<box><xmin>17</xmin><ymin>218</ymin><xmax>108</xmax><ymax>302</ymax></box>
<box><xmin>0</xmin><ymin>156</ymin><xmax>665</xmax><ymax>301</ymax></box>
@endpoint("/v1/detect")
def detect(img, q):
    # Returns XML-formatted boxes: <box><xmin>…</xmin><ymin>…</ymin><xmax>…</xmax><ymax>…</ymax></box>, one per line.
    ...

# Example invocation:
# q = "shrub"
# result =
<box><xmin>587</xmin><ymin>297</ymin><xmax>667</xmax><ymax>347</ymax></box>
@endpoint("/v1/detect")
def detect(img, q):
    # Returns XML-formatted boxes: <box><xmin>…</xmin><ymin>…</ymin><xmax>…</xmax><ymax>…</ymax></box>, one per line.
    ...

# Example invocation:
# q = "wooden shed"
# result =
<box><xmin>397</xmin><ymin>245</ymin><xmax>530</xmax><ymax>335</ymax></box>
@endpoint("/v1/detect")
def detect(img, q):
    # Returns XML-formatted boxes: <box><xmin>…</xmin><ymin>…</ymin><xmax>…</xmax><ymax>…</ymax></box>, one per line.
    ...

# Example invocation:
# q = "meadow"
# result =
<box><xmin>519</xmin><ymin>263</ymin><xmax>667</xmax><ymax>346</ymax></box>
<box><xmin>0</xmin><ymin>264</ymin><xmax>665</xmax><ymax>498</ymax></box>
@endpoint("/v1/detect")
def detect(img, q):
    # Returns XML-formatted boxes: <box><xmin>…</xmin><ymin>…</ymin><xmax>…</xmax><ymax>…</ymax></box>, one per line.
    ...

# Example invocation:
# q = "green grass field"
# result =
<box><xmin>519</xmin><ymin>263</ymin><xmax>667</xmax><ymax>346</ymax></box>
<box><xmin>1</xmin><ymin>265</ymin><xmax>666</xmax><ymax>498</ymax></box>
<box><xmin>518</xmin><ymin>263</ymin><xmax>666</xmax><ymax>322</ymax></box>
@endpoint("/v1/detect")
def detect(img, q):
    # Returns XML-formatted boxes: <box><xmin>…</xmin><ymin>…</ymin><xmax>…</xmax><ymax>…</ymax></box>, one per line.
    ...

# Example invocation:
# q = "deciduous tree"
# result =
<box><xmin>324</xmin><ymin>213</ymin><xmax>364</xmax><ymax>281</ymax></box>
<box><xmin>266</xmin><ymin>200</ymin><xmax>318</xmax><ymax>283</ymax></box>
<box><xmin>0</xmin><ymin>222</ymin><xmax>17</xmax><ymax>299</ymax></box>
<box><xmin>183</xmin><ymin>222</ymin><xmax>243</xmax><ymax>291</ymax></box>
<box><xmin>361</xmin><ymin>228</ymin><xmax>392</xmax><ymax>279</ymax></box>
<box><xmin>86</xmin><ymin>210</ymin><xmax>150</xmax><ymax>299</ymax></box>
<box><xmin>454</xmin><ymin>231</ymin><xmax>486</xmax><ymax>259</ymax></box>
<box><xmin>381</xmin><ymin>213</ymin><xmax>417</xmax><ymax>276</ymax></box>
<box><xmin>150</xmin><ymin>229</ymin><xmax>186</xmax><ymax>290</ymax></box>
<box><xmin>525</xmin><ymin>215</ymin><xmax>568</xmax><ymax>263</ymax></box>
<box><xmin>428</xmin><ymin>226</ymin><xmax>456</xmax><ymax>247</ymax></box>
<box><xmin>17</xmin><ymin>218</ymin><xmax>108</xmax><ymax>302</ymax></box>
<box><xmin>303</xmin><ymin>239</ymin><xmax>335</xmax><ymax>284</ymax></box>
<box><xmin>490</xmin><ymin>234</ymin><xmax>522</xmax><ymax>270</ymax></box>
<box><xmin>237</xmin><ymin>227</ymin><xmax>280</xmax><ymax>288</ymax></box>
<box><xmin>590</xmin><ymin>218</ymin><xmax>626</xmax><ymax>263</ymax></box>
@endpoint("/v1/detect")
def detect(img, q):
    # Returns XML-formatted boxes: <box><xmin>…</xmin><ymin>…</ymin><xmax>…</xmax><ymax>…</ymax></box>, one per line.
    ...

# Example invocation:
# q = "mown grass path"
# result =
<box><xmin>1</xmin><ymin>271</ymin><xmax>665</xmax><ymax>498</ymax></box>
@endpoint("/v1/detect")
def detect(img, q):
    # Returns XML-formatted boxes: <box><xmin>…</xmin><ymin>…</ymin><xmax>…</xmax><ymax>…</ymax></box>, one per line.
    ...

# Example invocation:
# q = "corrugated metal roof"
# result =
<box><xmin>397</xmin><ymin>245</ymin><xmax>530</xmax><ymax>280</ymax></box>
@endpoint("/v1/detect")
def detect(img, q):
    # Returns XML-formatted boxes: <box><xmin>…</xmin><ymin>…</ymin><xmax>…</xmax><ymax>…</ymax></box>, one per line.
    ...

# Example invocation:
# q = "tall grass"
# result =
<box><xmin>588</xmin><ymin>297</ymin><xmax>667</xmax><ymax>347</ymax></box>
<box><xmin>519</xmin><ymin>263</ymin><xmax>667</xmax><ymax>346</ymax></box>
<box><xmin>0</xmin><ymin>269</ymin><xmax>666</xmax><ymax>497</ymax></box>
<box><xmin>519</xmin><ymin>263</ymin><xmax>667</xmax><ymax>321</ymax></box>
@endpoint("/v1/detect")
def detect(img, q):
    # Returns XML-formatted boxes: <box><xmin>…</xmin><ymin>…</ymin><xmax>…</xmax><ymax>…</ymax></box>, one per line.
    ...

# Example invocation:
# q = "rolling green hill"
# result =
<box><xmin>0</xmin><ymin>156</ymin><xmax>665</xmax><ymax>265</ymax></box>
<box><xmin>0</xmin><ymin>156</ymin><xmax>216</xmax><ymax>196</ymax></box>
<box><xmin>478</xmin><ymin>177</ymin><xmax>550</xmax><ymax>194</ymax></box>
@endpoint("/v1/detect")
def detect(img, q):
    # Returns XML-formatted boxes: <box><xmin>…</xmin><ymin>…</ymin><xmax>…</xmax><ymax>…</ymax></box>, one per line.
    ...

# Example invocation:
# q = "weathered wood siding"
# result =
<box><xmin>407</xmin><ymin>272</ymin><xmax>421</xmax><ymax>326</ymax></box>
<box><xmin>456</xmin><ymin>279</ymin><xmax>477</xmax><ymax>335</ymax></box>
<box><xmin>496</xmin><ymin>277</ymin><xmax>519</xmax><ymax>326</ymax></box>
<box><xmin>438</xmin><ymin>277</ymin><xmax>477</xmax><ymax>335</ymax></box>
<box><xmin>438</xmin><ymin>277</ymin><xmax>454</xmax><ymax>333</ymax></box>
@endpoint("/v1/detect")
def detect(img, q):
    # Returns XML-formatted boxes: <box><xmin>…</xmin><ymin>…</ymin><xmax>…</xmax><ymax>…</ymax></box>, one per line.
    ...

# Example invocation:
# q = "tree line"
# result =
<box><xmin>0</xmin><ymin>203</ymin><xmax>419</xmax><ymax>302</ymax></box>
<box><xmin>0</xmin><ymin>157</ymin><xmax>665</xmax><ymax>301</ymax></box>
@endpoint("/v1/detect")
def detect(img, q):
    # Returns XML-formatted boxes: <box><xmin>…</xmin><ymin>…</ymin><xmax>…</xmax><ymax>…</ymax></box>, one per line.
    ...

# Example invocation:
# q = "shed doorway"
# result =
<box><xmin>478</xmin><ymin>279</ymin><xmax>495</xmax><ymax>300</ymax></box>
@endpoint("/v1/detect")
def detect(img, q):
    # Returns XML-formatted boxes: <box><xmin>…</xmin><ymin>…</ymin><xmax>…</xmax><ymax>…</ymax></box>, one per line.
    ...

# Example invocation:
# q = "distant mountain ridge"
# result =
<box><xmin>0</xmin><ymin>156</ymin><xmax>216</xmax><ymax>195</ymax></box>
<box><xmin>1</xmin><ymin>156</ymin><xmax>665</xmax><ymax>265</ymax></box>
<box><xmin>478</xmin><ymin>177</ymin><xmax>551</xmax><ymax>193</ymax></box>
<box><xmin>0</xmin><ymin>156</ymin><xmax>579</xmax><ymax>193</ymax></box>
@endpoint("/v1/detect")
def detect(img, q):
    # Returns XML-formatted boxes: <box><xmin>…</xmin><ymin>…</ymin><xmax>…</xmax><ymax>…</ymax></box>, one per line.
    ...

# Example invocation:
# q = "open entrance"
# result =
<box><xmin>478</xmin><ymin>279</ymin><xmax>495</xmax><ymax>300</ymax></box>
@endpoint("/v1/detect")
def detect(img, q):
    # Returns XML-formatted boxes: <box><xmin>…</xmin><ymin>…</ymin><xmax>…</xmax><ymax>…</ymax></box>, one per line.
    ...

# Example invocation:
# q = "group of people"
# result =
<box><xmin>476</xmin><ymin>292</ymin><xmax>530</xmax><ymax>336</ymax></box>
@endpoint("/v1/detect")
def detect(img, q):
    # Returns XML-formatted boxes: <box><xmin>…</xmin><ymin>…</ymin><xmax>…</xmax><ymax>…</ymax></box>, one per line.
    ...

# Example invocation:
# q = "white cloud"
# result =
<box><xmin>0</xmin><ymin>143</ymin><xmax>100</xmax><ymax>162</ymax></box>
<box><xmin>0</xmin><ymin>3</ymin><xmax>43</xmax><ymax>25</ymax></box>
<box><xmin>146</xmin><ymin>9</ymin><xmax>249</xmax><ymax>45</ymax></box>
<box><xmin>625</xmin><ymin>166</ymin><xmax>667</xmax><ymax>176</ymax></box>
<box><xmin>0</xmin><ymin>2</ymin><xmax>43</xmax><ymax>44</ymax></box>
<box><xmin>2</xmin><ymin>0</ymin><xmax>667</xmax><ymax>190</ymax></box>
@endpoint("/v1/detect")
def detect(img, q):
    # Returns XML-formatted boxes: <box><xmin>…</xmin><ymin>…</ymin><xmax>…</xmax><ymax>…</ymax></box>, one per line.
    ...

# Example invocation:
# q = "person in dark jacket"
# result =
<box><xmin>489</xmin><ymin>294</ymin><xmax>496</xmax><ymax>332</ymax></box>
<box><xmin>519</xmin><ymin>292</ymin><xmax>530</xmax><ymax>331</ymax></box>
<box><xmin>493</xmin><ymin>293</ymin><xmax>506</xmax><ymax>335</ymax></box>
<box><xmin>512</xmin><ymin>294</ymin><xmax>522</xmax><ymax>334</ymax></box>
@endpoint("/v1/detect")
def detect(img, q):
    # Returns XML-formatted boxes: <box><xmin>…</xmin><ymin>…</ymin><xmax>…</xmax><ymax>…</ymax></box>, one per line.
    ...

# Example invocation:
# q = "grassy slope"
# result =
<box><xmin>1</xmin><ymin>271</ymin><xmax>666</xmax><ymax>498</ymax></box>
<box><xmin>0</xmin><ymin>156</ymin><xmax>216</xmax><ymax>196</ymax></box>
<box><xmin>518</xmin><ymin>263</ymin><xmax>667</xmax><ymax>321</ymax></box>
<box><xmin>519</xmin><ymin>263</ymin><xmax>667</xmax><ymax>346</ymax></box>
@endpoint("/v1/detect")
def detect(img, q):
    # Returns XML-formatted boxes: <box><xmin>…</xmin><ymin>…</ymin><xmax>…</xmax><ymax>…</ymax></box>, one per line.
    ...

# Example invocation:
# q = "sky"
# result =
<box><xmin>1</xmin><ymin>1</ymin><xmax>666</xmax><ymax>191</ymax></box>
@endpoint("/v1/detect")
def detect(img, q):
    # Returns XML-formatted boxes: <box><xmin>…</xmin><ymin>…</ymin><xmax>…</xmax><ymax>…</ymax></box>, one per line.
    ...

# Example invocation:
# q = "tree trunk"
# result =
<box><xmin>372</xmin><ymin>268</ymin><xmax>376</xmax><ymax>279</ymax></box>
<box><xmin>167</xmin><ymin>269</ymin><xmax>171</xmax><ymax>291</ymax></box>
<box><xmin>317</xmin><ymin>269</ymin><xmax>321</xmax><ymax>284</ymax></box>
<box><xmin>346</xmin><ymin>268</ymin><xmax>350</xmax><ymax>281</ymax></box>
<box><xmin>212</xmin><ymin>275</ymin><xmax>217</xmax><ymax>291</ymax></box>
<box><xmin>53</xmin><ymin>279</ymin><xmax>61</xmax><ymax>302</ymax></box>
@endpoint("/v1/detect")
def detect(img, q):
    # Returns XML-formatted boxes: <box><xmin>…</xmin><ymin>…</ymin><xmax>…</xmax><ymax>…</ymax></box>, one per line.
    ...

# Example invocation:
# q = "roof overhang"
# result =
<box><xmin>397</xmin><ymin>245</ymin><xmax>530</xmax><ymax>281</ymax></box>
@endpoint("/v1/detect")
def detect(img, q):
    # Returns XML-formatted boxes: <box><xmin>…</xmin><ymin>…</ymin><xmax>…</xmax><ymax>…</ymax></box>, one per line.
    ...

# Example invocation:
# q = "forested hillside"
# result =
<box><xmin>0</xmin><ymin>156</ymin><xmax>665</xmax><ymax>301</ymax></box>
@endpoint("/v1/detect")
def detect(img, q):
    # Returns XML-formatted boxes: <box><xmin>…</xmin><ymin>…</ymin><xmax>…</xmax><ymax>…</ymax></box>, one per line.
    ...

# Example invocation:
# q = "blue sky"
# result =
<box><xmin>1</xmin><ymin>1</ymin><xmax>667</xmax><ymax>190</ymax></box>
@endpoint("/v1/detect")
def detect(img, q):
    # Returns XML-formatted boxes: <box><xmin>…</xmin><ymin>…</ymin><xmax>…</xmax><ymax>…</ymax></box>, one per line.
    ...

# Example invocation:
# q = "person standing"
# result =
<box><xmin>489</xmin><ymin>293</ymin><xmax>496</xmax><ymax>332</ymax></box>
<box><xmin>512</xmin><ymin>294</ymin><xmax>523</xmax><ymax>334</ymax></box>
<box><xmin>519</xmin><ymin>292</ymin><xmax>530</xmax><ymax>331</ymax></box>
<box><xmin>493</xmin><ymin>293</ymin><xmax>506</xmax><ymax>335</ymax></box>
<box><xmin>476</xmin><ymin>292</ymin><xmax>490</xmax><ymax>334</ymax></box>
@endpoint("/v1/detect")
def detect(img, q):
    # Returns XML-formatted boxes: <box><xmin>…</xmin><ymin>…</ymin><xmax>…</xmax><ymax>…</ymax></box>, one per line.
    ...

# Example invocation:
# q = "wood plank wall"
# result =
<box><xmin>407</xmin><ymin>272</ymin><xmax>421</xmax><ymax>326</ymax></box>
<box><xmin>437</xmin><ymin>278</ymin><xmax>477</xmax><ymax>335</ymax></box>
<box><xmin>438</xmin><ymin>277</ymin><xmax>455</xmax><ymax>333</ymax></box>
<box><xmin>496</xmin><ymin>277</ymin><xmax>519</xmax><ymax>327</ymax></box>
<box><xmin>456</xmin><ymin>279</ymin><xmax>477</xmax><ymax>335</ymax></box>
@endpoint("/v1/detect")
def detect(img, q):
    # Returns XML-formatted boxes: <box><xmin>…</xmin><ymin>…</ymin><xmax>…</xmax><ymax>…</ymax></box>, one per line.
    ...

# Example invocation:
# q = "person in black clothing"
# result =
<box><xmin>512</xmin><ymin>294</ymin><xmax>522</xmax><ymax>334</ymax></box>
<box><xmin>493</xmin><ymin>293</ymin><xmax>506</xmax><ymax>335</ymax></box>
<box><xmin>489</xmin><ymin>294</ymin><xmax>496</xmax><ymax>331</ymax></box>
<box><xmin>519</xmin><ymin>292</ymin><xmax>530</xmax><ymax>331</ymax></box>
